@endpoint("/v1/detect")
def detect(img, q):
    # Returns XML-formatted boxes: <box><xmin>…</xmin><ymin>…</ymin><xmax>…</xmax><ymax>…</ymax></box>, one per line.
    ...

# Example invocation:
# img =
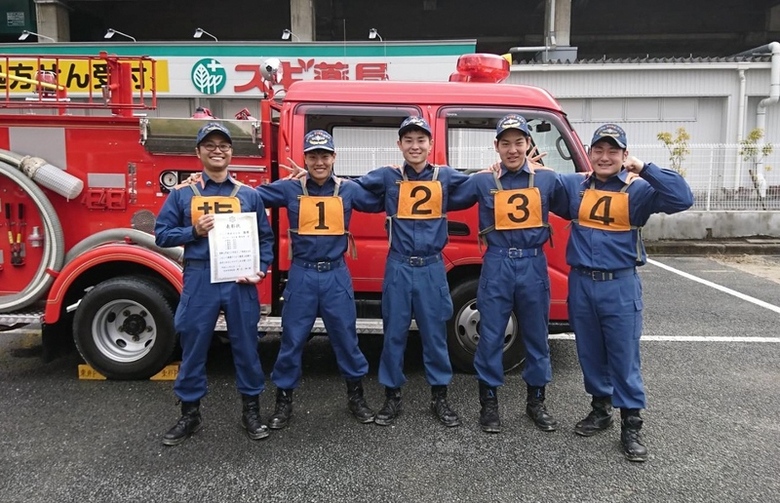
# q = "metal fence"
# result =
<box><xmin>629</xmin><ymin>143</ymin><xmax>780</xmax><ymax>211</ymax></box>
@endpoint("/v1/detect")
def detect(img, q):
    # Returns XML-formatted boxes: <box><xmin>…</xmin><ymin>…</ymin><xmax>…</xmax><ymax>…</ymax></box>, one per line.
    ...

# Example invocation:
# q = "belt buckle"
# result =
<box><xmin>591</xmin><ymin>270</ymin><xmax>613</xmax><ymax>281</ymax></box>
<box><xmin>409</xmin><ymin>256</ymin><xmax>425</xmax><ymax>267</ymax></box>
<box><xmin>507</xmin><ymin>247</ymin><xmax>521</xmax><ymax>258</ymax></box>
<box><xmin>316</xmin><ymin>261</ymin><xmax>331</xmax><ymax>272</ymax></box>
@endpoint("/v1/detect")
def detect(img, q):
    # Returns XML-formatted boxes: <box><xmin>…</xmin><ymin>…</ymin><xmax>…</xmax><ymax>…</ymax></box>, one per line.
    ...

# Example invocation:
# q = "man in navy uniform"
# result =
<box><xmin>355</xmin><ymin>117</ymin><xmax>470</xmax><ymax>427</ymax></box>
<box><xmin>449</xmin><ymin>114</ymin><xmax>559</xmax><ymax>434</ymax></box>
<box><xmin>551</xmin><ymin>124</ymin><xmax>693</xmax><ymax>461</ymax></box>
<box><xmin>256</xmin><ymin>130</ymin><xmax>383</xmax><ymax>429</ymax></box>
<box><xmin>155</xmin><ymin>122</ymin><xmax>275</xmax><ymax>446</ymax></box>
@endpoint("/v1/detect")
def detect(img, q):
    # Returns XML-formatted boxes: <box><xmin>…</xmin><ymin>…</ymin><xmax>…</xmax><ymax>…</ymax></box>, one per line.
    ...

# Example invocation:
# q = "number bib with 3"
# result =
<box><xmin>494</xmin><ymin>187</ymin><xmax>543</xmax><ymax>230</ymax></box>
<box><xmin>577</xmin><ymin>189</ymin><xmax>631</xmax><ymax>231</ymax></box>
<box><xmin>190</xmin><ymin>196</ymin><xmax>241</xmax><ymax>226</ymax></box>
<box><xmin>298</xmin><ymin>196</ymin><xmax>345</xmax><ymax>235</ymax></box>
<box><xmin>397</xmin><ymin>181</ymin><xmax>443</xmax><ymax>219</ymax></box>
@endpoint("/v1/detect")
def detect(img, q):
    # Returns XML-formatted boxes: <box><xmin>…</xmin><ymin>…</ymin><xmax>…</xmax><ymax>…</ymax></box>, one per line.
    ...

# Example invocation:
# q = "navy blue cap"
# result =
<box><xmin>398</xmin><ymin>116</ymin><xmax>432</xmax><ymax>137</ymax></box>
<box><xmin>495</xmin><ymin>114</ymin><xmax>531</xmax><ymax>138</ymax></box>
<box><xmin>591</xmin><ymin>124</ymin><xmax>627</xmax><ymax>149</ymax></box>
<box><xmin>303</xmin><ymin>129</ymin><xmax>335</xmax><ymax>153</ymax></box>
<box><xmin>195</xmin><ymin>122</ymin><xmax>232</xmax><ymax>146</ymax></box>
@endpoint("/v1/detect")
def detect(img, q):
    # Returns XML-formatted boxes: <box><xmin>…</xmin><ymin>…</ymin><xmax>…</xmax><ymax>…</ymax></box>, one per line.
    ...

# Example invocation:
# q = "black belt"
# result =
<box><xmin>183</xmin><ymin>259</ymin><xmax>210</xmax><ymax>269</ymax></box>
<box><xmin>572</xmin><ymin>267</ymin><xmax>635</xmax><ymax>281</ymax></box>
<box><xmin>292</xmin><ymin>257</ymin><xmax>345</xmax><ymax>272</ymax></box>
<box><xmin>388</xmin><ymin>251</ymin><xmax>441</xmax><ymax>267</ymax></box>
<box><xmin>486</xmin><ymin>246</ymin><xmax>543</xmax><ymax>259</ymax></box>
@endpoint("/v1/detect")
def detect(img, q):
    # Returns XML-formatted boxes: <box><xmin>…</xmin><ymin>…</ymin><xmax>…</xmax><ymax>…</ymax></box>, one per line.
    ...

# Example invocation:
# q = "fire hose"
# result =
<box><xmin>0</xmin><ymin>151</ymin><xmax>67</xmax><ymax>312</ymax></box>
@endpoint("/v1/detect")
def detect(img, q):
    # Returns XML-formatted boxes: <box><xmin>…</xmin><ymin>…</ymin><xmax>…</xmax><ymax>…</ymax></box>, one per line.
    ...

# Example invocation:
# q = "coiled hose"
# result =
<box><xmin>0</xmin><ymin>154</ymin><xmax>65</xmax><ymax>312</ymax></box>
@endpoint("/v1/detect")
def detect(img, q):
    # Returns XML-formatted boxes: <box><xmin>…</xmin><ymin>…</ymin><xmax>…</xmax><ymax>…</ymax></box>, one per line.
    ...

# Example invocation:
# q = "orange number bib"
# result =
<box><xmin>494</xmin><ymin>187</ymin><xmax>544</xmax><ymax>230</ymax></box>
<box><xmin>190</xmin><ymin>196</ymin><xmax>241</xmax><ymax>226</ymax></box>
<box><xmin>298</xmin><ymin>196</ymin><xmax>345</xmax><ymax>235</ymax></box>
<box><xmin>397</xmin><ymin>181</ymin><xmax>443</xmax><ymax>219</ymax></box>
<box><xmin>577</xmin><ymin>189</ymin><xmax>631</xmax><ymax>231</ymax></box>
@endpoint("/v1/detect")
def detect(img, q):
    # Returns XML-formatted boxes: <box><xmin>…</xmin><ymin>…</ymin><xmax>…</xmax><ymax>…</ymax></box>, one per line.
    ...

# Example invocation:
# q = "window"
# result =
<box><xmin>298</xmin><ymin>105</ymin><xmax>420</xmax><ymax>177</ymax></box>
<box><xmin>441</xmin><ymin>108</ymin><xmax>580</xmax><ymax>175</ymax></box>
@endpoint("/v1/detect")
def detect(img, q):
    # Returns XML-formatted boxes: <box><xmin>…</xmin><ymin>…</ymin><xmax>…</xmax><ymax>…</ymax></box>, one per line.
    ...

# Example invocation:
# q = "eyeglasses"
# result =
<box><xmin>200</xmin><ymin>142</ymin><xmax>232</xmax><ymax>152</ymax></box>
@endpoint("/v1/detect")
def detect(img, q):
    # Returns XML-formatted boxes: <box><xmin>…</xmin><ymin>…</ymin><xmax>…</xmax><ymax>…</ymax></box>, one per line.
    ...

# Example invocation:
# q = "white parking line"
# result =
<box><xmin>647</xmin><ymin>258</ymin><xmax>780</xmax><ymax>315</ymax></box>
<box><xmin>549</xmin><ymin>333</ymin><xmax>780</xmax><ymax>342</ymax></box>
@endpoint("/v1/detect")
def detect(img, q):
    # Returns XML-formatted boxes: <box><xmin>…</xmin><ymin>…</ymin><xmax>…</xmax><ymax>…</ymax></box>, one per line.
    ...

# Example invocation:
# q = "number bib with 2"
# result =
<box><xmin>577</xmin><ymin>189</ymin><xmax>631</xmax><ymax>231</ymax></box>
<box><xmin>493</xmin><ymin>187</ymin><xmax>543</xmax><ymax>230</ymax></box>
<box><xmin>298</xmin><ymin>196</ymin><xmax>345</xmax><ymax>235</ymax></box>
<box><xmin>397</xmin><ymin>181</ymin><xmax>443</xmax><ymax>219</ymax></box>
<box><xmin>190</xmin><ymin>196</ymin><xmax>241</xmax><ymax>226</ymax></box>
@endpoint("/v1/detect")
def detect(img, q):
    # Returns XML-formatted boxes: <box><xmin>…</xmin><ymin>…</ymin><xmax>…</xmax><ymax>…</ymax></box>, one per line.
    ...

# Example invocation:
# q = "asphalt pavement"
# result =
<box><xmin>1</xmin><ymin>254</ymin><xmax>780</xmax><ymax>503</ymax></box>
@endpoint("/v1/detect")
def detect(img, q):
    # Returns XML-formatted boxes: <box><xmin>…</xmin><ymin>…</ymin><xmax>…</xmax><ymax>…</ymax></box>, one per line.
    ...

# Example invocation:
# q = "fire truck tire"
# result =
<box><xmin>446</xmin><ymin>278</ymin><xmax>525</xmax><ymax>373</ymax></box>
<box><xmin>73</xmin><ymin>276</ymin><xmax>176</xmax><ymax>380</ymax></box>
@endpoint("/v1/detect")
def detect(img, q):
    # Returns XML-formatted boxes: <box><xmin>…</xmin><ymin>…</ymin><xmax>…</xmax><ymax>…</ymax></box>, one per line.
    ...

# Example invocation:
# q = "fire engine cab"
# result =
<box><xmin>0</xmin><ymin>52</ymin><xmax>589</xmax><ymax>380</ymax></box>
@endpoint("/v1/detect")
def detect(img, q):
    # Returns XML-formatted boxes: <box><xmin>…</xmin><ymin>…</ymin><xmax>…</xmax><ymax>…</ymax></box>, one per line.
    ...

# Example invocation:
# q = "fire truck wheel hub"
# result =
<box><xmin>92</xmin><ymin>299</ymin><xmax>156</xmax><ymax>362</ymax></box>
<box><xmin>454</xmin><ymin>300</ymin><xmax>518</xmax><ymax>353</ymax></box>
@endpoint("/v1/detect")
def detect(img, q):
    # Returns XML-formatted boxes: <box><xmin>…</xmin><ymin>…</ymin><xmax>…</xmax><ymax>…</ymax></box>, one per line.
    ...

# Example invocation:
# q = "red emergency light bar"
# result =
<box><xmin>449</xmin><ymin>53</ymin><xmax>511</xmax><ymax>83</ymax></box>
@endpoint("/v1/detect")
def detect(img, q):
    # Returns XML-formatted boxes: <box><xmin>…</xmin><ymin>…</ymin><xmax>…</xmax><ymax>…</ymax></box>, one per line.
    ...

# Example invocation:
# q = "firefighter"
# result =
<box><xmin>448</xmin><ymin>114</ymin><xmax>559</xmax><ymax>434</ymax></box>
<box><xmin>354</xmin><ymin>116</ymin><xmax>471</xmax><ymax>427</ymax></box>
<box><xmin>154</xmin><ymin>122</ymin><xmax>275</xmax><ymax>446</ymax></box>
<box><xmin>550</xmin><ymin>124</ymin><xmax>693</xmax><ymax>461</ymax></box>
<box><xmin>256</xmin><ymin>130</ymin><xmax>384</xmax><ymax>428</ymax></box>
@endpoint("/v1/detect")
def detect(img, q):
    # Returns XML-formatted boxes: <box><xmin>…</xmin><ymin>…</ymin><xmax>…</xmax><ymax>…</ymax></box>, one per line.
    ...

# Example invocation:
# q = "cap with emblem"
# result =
<box><xmin>303</xmin><ymin>129</ymin><xmax>335</xmax><ymax>153</ymax></box>
<box><xmin>495</xmin><ymin>114</ymin><xmax>531</xmax><ymax>139</ymax></box>
<box><xmin>398</xmin><ymin>116</ymin><xmax>432</xmax><ymax>138</ymax></box>
<box><xmin>591</xmin><ymin>124</ymin><xmax>627</xmax><ymax>149</ymax></box>
<box><xmin>195</xmin><ymin>122</ymin><xmax>232</xmax><ymax>146</ymax></box>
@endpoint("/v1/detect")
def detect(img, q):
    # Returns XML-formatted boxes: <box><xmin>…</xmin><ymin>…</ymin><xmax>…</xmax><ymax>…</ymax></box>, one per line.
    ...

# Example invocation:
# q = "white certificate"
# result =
<box><xmin>208</xmin><ymin>212</ymin><xmax>261</xmax><ymax>283</ymax></box>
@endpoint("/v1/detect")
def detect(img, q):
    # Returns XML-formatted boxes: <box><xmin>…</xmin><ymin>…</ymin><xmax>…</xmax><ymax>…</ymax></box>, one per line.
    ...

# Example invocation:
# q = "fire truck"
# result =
<box><xmin>0</xmin><ymin>51</ymin><xmax>589</xmax><ymax>380</ymax></box>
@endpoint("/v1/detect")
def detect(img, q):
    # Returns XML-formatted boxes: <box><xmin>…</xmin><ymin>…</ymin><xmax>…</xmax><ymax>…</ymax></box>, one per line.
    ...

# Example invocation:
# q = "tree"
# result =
<box><xmin>657</xmin><ymin>127</ymin><xmax>690</xmax><ymax>177</ymax></box>
<box><xmin>739</xmin><ymin>128</ymin><xmax>773</xmax><ymax>209</ymax></box>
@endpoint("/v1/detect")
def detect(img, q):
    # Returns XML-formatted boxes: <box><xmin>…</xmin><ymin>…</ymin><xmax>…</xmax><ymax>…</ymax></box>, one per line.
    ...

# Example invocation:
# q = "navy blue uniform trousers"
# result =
<box><xmin>272</xmin><ymin>260</ymin><xmax>368</xmax><ymax>389</ymax></box>
<box><xmin>173</xmin><ymin>262</ymin><xmax>264</xmax><ymax>402</ymax></box>
<box><xmin>379</xmin><ymin>252</ymin><xmax>453</xmax><ymax>388</ymax></box>
<box><xmin>568</xmin><ymin>268</ymin><xmax>646</xmax><ymax>409</ymax></box>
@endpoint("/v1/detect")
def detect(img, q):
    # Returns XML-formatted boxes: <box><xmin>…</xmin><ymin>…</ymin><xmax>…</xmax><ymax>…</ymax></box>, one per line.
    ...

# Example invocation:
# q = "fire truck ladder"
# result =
<box><xmin>0</xmin><ymin>51</ymin><xmax>157</xmax><ymax>116</ymax></box>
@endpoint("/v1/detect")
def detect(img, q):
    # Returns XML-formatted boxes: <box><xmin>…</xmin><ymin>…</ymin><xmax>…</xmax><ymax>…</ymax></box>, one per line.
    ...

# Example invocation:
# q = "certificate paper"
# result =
<box><xmin>208</xmin><ymin>212</ymin><xmax>261</xmax><ymax>283</ymax></box>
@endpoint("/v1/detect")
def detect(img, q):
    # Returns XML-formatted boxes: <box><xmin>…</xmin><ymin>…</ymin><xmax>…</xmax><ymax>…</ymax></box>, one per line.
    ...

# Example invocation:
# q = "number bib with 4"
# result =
<box><xmin>494</xmin><ymin>187</ymin><xmax>543</xmax><ymax>230</ymax></box>
<box><xmin>397</xmin><ymin>180</ymin><xmax>443</xmax><ymax>219</ymax></box>
<box><xmin>190</xmin><ymin>196</ymin><xmax>241</xmax><ymax>226</ymax></box>
<box><xmin>577</xmin><ymin>189</ymin><xmax>631</xmax><ymax>231</ymax></box>
<box><xmin>298</xmin><ymin>196</ymin><xmax>345</xmax><ymax>235</ymax></box>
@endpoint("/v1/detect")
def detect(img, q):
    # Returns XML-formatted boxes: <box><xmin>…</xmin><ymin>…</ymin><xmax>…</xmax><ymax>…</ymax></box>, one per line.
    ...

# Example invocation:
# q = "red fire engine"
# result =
<box><xmin>0</xmin><ymin>51</ymin><xmax>589</xmax><ymax>380</ymax></box>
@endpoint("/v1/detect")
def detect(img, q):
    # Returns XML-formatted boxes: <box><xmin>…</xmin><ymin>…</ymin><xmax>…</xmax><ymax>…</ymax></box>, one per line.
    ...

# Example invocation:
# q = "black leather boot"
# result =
<box><xmin>526</xmin><ymin>385</ymin><xmax>558</xmax><ymax>432</ymax></box>
<box><xmin>162</xmin><ymin>400</ymin><xmax>202</xmax><ymax>446</ymax></box>
<box><xmin>431</xmin><ymin>385</ymin><xmax>461</xmax><ymax>427</ymax></box>
<box><xmin>574</xmin><ymin>396</ymin><xmax>614</xmax><ymax>437</ymax></box>
<box><xmin>620</xmin><ymin>409</ymin><xmax>648</xmax><ymax>462</ymax></box>
<box><xmin>241</xmin><ymin>394</ymin><xmax>270</xmax><ymax>440</ymax></box>
<box><xmin>268</xmin><ymin>388</ymin><xmax>293</xmax><ymax>430</ymax></box>
<box><xmin>374</xmin><ymin>387</ymin><xmax>402</xmax><ymax>426</ymax></box>
<box><xmin>346</xmin><ymin>379</ymin><xmax>375</xmax><ymax>423</ymax></box>
<box><xmin>478</xmin><ymin>381</ymin><xmax>501</xmax><ymax>433</ymax></box>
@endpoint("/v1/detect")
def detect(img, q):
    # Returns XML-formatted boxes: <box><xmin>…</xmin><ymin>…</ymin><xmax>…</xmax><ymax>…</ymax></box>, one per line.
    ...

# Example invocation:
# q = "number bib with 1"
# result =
<box><xmin>298</xmin><ymin>196</ymin><xmax>345</xmax><ymax>235</ymax></box>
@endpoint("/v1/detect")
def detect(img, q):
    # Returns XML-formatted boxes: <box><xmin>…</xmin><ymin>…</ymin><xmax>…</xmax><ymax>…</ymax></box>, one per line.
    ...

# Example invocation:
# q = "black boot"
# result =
<box><xmin>431</xmin><ymin>385</ymin><xmax>461</xmax><ymax>427</ymax></box>
<box><xmin>374</xmin><ymin>387</ymin><xmax>402</xmax><ymax>426</ymax></box>
<box><xmin>620</xmin><ymin>409</ymin><xmax>648</xmax><ymax>462</ymax></box>
<box><xmin>241</xmin><ymin>394</ymin><xmax>270</xmax><ymax>440</ymax></box>
<box><xmin>162</xmin><ymin>400</ymin><xmax>202</xmax><ymax>446</ymax></box>
<box><xmin>574</xmin><ymin>396</ymin><xmax>614</xmax><ymax>437</ymax></box>
<box><xmin>268</xmin><ymin>388</ymin><xmax>293</xmax><ymax>430</ymax></box>
<box><xmin>526</xmin><ymin>385</ymin><xmax>558</xmax><ymax>432</ymax></box>
<box><xmin>346</xmin><ymin>379</ymin><xmax>375</xmax><ymax>423</ymax></box>
<box><xmin>478</xmin><ymin>381</ymin><xmax>501</xmax><ymax>433</ymax></box>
